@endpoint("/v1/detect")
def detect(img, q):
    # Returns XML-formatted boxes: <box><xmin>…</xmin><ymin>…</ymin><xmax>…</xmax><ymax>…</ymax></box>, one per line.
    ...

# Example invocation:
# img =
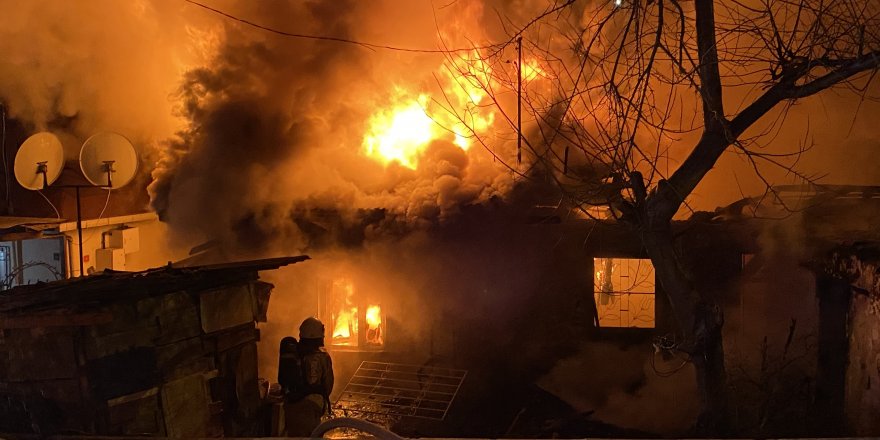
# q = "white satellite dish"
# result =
<box><xmin>13</xmin><ymin>132</ymin><xmax>65</xmax><ymax>190</ymax></box>
<box><xmin>79</xmin><ymin>132</ymin><xmax>138</xmax><ymax>189</ymax></box>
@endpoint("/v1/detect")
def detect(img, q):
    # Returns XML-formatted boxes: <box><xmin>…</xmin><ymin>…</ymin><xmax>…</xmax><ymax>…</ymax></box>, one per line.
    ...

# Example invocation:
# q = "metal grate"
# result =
<box><xmin>334</xmin><ymin>361</ymin><xmax>467</xmax><ymax>420</ymax></box>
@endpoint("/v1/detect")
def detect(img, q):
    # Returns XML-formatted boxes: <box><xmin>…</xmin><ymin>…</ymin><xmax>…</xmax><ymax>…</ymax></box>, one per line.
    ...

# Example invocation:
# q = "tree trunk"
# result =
<box><xmin>638</xmin><ymin>221</ymin><xmax>728</xmax><ymax>434</ymax></box>
<box><xmin>691</xmin><ymin>301</ymin><xmax>727</xmax><ymax>434</ymax></box>
<box><xmin>813</xmin><ymin>276</ymin><xmax>851</xmax><ymax>435</ymax></box>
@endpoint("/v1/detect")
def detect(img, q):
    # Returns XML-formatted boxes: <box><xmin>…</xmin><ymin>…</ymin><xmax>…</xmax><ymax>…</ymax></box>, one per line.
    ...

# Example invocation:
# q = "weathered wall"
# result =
<box><xmin>258</xmin><ymin>219</ymin><xmax>714</xmax><ymax>436</ymax></box>
<box><xmin>845</xmin><ymin>257</ymin><xmax>880</xmax><ymax>435</ymax></box>
<box><xmin>61</xmin><ymin>213</ymin><xmax>188</xmax><ymax>277</ymax></box>
<box><xmin>0</xmin><ymin>278</ymin><xmax>271</xmax><ymax>437</ymax></box>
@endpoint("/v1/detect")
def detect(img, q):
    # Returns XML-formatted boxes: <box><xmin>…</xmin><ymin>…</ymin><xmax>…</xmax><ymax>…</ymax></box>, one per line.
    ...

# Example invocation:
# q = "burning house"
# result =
<box><xmin>253</xmin><ymin>185</ymin><xmax>880</xmax><ymax>437</ymax></box>
<box><xmin>1</xmin><ymin>0</ymin><xmax>880</xmax><ymax>438</ymax></box>
<box><xmin>243</xmin><ymin>197</ymin><xmax>738</xmax><ymax>436</ymax></box>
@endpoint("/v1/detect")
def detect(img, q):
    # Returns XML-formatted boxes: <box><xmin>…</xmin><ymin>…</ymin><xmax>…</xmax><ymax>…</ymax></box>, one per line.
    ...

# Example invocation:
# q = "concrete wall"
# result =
<box><xmin>60</xmin><ymin>213</ymin><xmax>188</xmax><ymax>276</ymax></box>
<box><xmin>21</xmin><ymin>237</ymin><xmax>65</xmax><ymax>284</ymax></box>
<box><xmin>0</xmin><ymin>238</ymin><xmax>65</xmax><ymax>288</ymax></box>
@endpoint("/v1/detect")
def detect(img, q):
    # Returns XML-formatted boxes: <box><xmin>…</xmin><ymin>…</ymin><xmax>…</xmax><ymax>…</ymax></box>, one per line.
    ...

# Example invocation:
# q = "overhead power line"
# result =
<box><xmin>184</xmin><ymin>0</ymin><xmax>501</xmax><ymax>54</ymax></box>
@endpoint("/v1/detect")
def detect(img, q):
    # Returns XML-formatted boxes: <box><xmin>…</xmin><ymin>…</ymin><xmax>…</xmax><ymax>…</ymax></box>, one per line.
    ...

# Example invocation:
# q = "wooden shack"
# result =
<box><xmin>0</xmin><ymin>256</ymin><xmax>308</xmax><ymax>437</ymax></box>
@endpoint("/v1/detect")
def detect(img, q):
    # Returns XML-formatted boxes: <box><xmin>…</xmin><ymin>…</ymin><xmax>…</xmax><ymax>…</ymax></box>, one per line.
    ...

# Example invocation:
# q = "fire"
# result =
<box><xmin>521</xmin><ymin>59</ymin><xmax>546</xmax><ymax>82</ymax></box>
<box><xmin>362</xmin><ymin>52</ymin><xmax>497</xmax><ymax>169</ymax></box>
<box><xmin>366</xmin><ymin>305</ymin><xmax>382</xmax><ymax>328</ymax></box>
<box><xmin>331</xmin><ymin>279</ymin><xmax>357</xmax><ymax>344</ymax></box>
<box><xmin>361</xmin><ymin>51</ymin><xmax>549</xmax><ymax>169</ymax></box>
<box><xmin>363</xmin><ymin>95</ymin><xmax>435</xmax><ymax>169</ymax></box>
<box><xmin>326</xmin><ymin>279</ymin><xmax>384</xmax><ymax>348</ymax></box>
<box><xmin>332</xmin><ymin>308</ymin><xmax>357</xmax><ymax>339</ymax></box>
<box><xmin>365</xmin><ymin>304</ymin><xmax>383</xmax><ymax>346</ymax></box>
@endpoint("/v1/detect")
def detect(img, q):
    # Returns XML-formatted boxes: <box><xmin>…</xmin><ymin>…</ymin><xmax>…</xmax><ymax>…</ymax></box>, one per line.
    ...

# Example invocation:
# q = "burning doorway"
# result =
<box><xmin>319</xmin><ymin>278</ymin><xmax>386</xmax><ymax>350</ymax></box>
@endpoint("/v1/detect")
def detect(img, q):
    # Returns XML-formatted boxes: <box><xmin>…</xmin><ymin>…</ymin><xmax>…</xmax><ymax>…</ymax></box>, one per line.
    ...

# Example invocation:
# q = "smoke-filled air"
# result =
<box><xmin>4</xmin><ymin>1</ymin><xmax>880</xmax><ymax>438</ymax></box>
<box><xmin>2</xmin><ymin>1</ymin><xmax>878</xmax><ymax>253</ymax></box>
<box><xmin>147</xmin><ymin>0</ymin><xmax>535</xmax><ymax>255</ymax></box>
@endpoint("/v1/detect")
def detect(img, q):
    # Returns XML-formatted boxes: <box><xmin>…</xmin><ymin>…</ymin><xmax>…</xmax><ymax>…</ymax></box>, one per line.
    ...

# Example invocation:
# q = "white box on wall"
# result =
<box><xmin>108</xmin><ymin>227</ymin><xmax>140</xmax><ymax>253</ymax></box>
<box><xmin>96</xmin><ymin>248</ymin><xmax>125</xmax><ymax>271</ymax></box>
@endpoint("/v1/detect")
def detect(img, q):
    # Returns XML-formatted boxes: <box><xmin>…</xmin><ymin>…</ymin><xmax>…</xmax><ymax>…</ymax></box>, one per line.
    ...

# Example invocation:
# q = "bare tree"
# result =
<box><xmin>442</xmin><ymin>0</ymin><xmax>880</xmax><ymax>432</ymax></box>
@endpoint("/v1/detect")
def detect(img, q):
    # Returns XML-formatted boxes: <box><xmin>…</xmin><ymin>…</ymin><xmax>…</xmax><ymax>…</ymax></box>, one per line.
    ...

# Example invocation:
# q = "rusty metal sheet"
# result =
<box><xmin>199</xmin><ymin>285</ymin><xmax>256</xmax><ymax>334</ymax></box>
<box><xmin>0</xmin><ymin>328</ymin><xmax>79</xmax><ymax>381</ymax></box>
<box><xmin>161</xmin><ymin>372</ymin><xmax>213</xmax><ymax>438</ymax></box>
<box><xmin>0</xmin><ymin>311</ymin><xmax>112</xmax><ymax>329</ymax></box>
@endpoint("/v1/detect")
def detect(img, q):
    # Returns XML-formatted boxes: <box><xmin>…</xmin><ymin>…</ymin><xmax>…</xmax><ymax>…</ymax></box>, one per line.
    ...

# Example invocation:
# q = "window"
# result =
<box><xmin>319</xmin><ymin>278</ymin><xmax>386</xmax><ymax>350</ymax></box>
<box><xmin>593</xmin><ymin>258</ymin><xmax>655</xmax><ymax>328</ymax></box>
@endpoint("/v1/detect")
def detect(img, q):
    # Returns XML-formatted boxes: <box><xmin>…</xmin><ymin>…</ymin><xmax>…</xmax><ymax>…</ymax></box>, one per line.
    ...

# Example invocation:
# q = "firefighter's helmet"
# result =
<box><xmin>299</xmin><ymin>317</ymin><xmax>325</xmax><ymax>340</ymax></box>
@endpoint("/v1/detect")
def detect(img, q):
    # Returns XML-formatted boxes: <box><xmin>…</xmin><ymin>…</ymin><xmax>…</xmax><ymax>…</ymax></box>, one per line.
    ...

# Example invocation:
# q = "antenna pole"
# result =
<box><xmin>102</xmin><ymin>160</ymin><xmax>115</xmax><ymax>188</ymax></box>
<box><xmin>75</xmin><ymin>186</ymin><xmax>84</xmax><ymax>277</ymax></box>
<box><xmin>517</xmin><ymin>36</ymin><xmax>522</xmax><ymax>166</ymax></box>
<box><xmin>37</xmin><ymin>161</ymin><xmax>48</xmax><ymax>189</ymax></box>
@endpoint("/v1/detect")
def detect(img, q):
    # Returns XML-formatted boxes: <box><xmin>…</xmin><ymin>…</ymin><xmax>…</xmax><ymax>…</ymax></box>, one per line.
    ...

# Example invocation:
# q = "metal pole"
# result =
<box><xmin>517</xmin><ymin>36</ymin><xmax>522</xmax><ymax>166</ymax></box>
<box><xmin>76</xmin><ymin>186</ymin><xmax>84</xmax><ymax>277</ymax></box>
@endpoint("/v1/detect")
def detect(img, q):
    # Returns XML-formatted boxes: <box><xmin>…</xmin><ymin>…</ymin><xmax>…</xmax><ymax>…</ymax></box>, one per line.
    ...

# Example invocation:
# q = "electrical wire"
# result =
<box><xmin>96</xmin><ymin>189</ymin><xmax>111</xmax><ymax>219</ymax></box>
<box><xmin>77</xmin><ymin>189</ymin><xmax>112</xmax><ymax>248</ymax></box>
<box><xmin>649</xmin><ymin>334</ymin><xmax>691</xmax><ymax>377</ymax></box>
<box><xmin>37</xmin><ymin>190</ymin><xmax>60</xmax><ymax>219</ymax></box>
<box><xmin>184</xmin><ymin>0</ymin><xmax>502</xmax><ymax>54</ymax></box>
<box><xmin>650</xmin><ymin>350</ymin><xmax>690</xmax><ymax>378</ymax></box>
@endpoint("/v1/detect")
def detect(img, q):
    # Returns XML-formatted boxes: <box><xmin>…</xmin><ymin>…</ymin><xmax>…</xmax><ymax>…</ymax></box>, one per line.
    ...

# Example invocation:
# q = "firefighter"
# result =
<box><xmin>283</xmin><ymin>317</ymin><xmax>334</xmax><ymax>436</ymax></box>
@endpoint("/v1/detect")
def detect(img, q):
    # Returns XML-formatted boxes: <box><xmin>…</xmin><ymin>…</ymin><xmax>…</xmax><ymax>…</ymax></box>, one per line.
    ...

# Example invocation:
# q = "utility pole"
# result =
<box><xmin>516</xmin><ymin>36</ymin><xmax>522</xmax><ymax>166</ymax></box>
<box><xmin>1</xmin><ymin>103</ymin><xmax>10</xmax><ymax>215</ymax></box>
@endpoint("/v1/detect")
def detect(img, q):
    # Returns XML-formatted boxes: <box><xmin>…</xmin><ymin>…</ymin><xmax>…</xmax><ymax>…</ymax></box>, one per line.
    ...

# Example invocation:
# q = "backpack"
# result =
<box><xmin>278</xmin><ymin>337</ymin><xmax>307</xmax><ymax>401</ymax></box>
<box><xmin>278</xmin><ymin>336</ymin><xmax>333</xmax><ymax>414</ymax></box>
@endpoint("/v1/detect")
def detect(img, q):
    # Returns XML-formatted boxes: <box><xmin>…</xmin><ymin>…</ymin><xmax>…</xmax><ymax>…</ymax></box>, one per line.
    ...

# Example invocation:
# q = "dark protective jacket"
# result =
<box><xmin>301</xmin><ymin>348</ymin><xmax>334</xmax><ymax>410</ymax></box>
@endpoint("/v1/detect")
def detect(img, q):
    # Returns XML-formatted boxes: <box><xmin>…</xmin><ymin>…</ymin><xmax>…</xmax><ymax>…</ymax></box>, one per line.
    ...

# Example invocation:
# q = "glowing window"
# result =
<box><xmin>329</xmin><ymin>278</ymin><xmax>359</xmax><ymax>346</ymax></box>
<box><xmin>322</xmin><ymin>278</ymin><xmax>386</xmax><ymax>350</ymax></box>
<box><xmin>593</xmin><ymin>258</ymin><xmax>655</xmax><ymax>328</ymax></box>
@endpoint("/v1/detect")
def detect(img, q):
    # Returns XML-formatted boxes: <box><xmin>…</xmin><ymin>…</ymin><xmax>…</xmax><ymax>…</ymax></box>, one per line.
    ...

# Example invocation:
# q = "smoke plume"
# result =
<box><xmin>0</xmin><ymin>0</ymin><xmax>194</xmax><ymax>157</ymax></box>
<box><xmin>147</xmin><ymin>1</ymin><xmax>529</xmax><ymax>254</ymax></box>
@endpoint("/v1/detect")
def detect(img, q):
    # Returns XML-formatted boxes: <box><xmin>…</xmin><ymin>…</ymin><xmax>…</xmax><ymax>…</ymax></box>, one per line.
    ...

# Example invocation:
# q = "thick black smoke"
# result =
<box><xmin>148</xmin><ymin>1</ymin><xmax>523</xmax><ymax>256</ymax></box>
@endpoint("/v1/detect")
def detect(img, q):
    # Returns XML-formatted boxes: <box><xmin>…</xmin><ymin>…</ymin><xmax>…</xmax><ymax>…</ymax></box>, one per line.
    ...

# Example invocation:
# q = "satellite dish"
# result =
<box><xmin>13</xmin><ymin>132</ymin><xmax>64</xmax><ymax>190</ymax></box>
<box><xmin>79</xmin><ymin>132</ymin><xmax>138</xmax><ymax>189</ymax></box>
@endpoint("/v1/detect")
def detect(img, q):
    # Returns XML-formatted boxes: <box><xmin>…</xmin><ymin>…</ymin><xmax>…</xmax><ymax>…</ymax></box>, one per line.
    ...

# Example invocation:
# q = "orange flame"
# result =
<box><xmin>363</xmin><ymin>94</ymin><xmax>434</xmax><ymax>169</ymax></box>
<box><xmin>365</xmin><ymin>304</ymin><xmax>383</xmax><ymax>346</ymax></box>
<box><xmin>366</xmin><ymin>305</ymin><xmax>382</xmax><ymax>328</ymax></box>
<box><xmin>361</xmin><ymin>52</ymin><xmax>550</xmax><ymax>169</ymax></box>
<box><xmin>520</xmin><ymin>59</ymin><xmax>546</xmax><ymax>82</ymax></box>
<box><xmin>331</xmin><ymin>279</ymin><xmax>357</xmax><ymax>344</ymax></box>
<box><xmin>362</xmin><ymin>52</ymin><xmax>497</xmax><ymax>169</ymax></box>
<box><xmin>332</xmin><ymin>308</ymin><xmax>357</xmax><ymax>339</ymax></box>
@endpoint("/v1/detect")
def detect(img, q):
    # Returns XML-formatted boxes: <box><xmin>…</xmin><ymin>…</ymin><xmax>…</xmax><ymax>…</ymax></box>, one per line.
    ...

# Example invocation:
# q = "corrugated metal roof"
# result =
<box><xmin>0</xmin><ymin>216</ymin><xmax>65</xmax><ymax>240</ymax></box>
<box><xmin>0</xmin><ymin>216</ymin><xmax>65</xmax><ymax>230</ymax></box>
<box><xmin>0</xmin><ymin>255</ymin><xmax>309</xmax><ymax>314</ymax></box>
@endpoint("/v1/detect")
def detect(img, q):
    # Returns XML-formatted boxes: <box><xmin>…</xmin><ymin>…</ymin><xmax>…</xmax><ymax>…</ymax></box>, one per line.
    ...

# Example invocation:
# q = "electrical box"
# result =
<box><xmin>96</xmin><ymin>248</ymin><xmax>126</xmax><ymax>271</ymax></box>
<box><xmin>108</xmin><ymin>227</ymin><xmax>140</xmax><ymax>253</ymax></box>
